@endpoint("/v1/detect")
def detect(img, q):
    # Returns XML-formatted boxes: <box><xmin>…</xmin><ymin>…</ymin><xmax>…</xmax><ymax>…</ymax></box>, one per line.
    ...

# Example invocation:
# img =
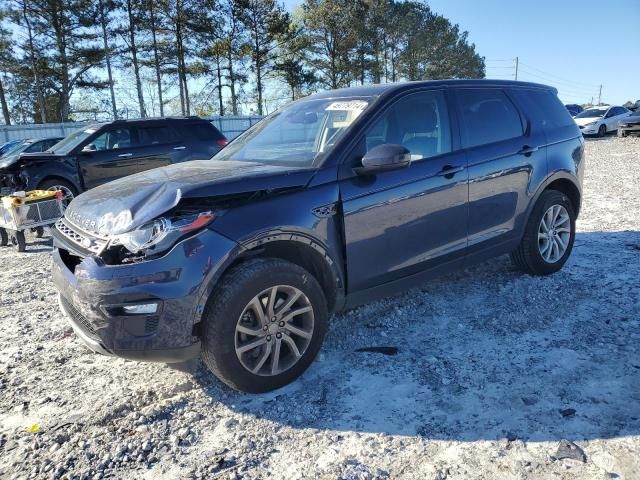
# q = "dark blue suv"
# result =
<box><xmin>51</xmin><ymin>80</ymin><xmax>584</xmax><ymax>392</ymax></box>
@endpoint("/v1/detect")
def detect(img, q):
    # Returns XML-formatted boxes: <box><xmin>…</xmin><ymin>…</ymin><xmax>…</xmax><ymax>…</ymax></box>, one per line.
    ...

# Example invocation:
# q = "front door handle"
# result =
<box><xmin>518</xmin><ymin>145</ymin><xmax>539</xmax><ymax>156</ymax></box>
<box><xmin>437</xmin><ymin>164</ymin><xmax>465</xmax><ymax>178</ymax></box>
<box><xmin>173</xmin><ymin>146</ymin><xmax>186</xmax><ymax>150</ymax></box>
<box><xmin>118</xmin><ymin>153</ymin><xmax>133</xmax><ymax>158</ymax></box>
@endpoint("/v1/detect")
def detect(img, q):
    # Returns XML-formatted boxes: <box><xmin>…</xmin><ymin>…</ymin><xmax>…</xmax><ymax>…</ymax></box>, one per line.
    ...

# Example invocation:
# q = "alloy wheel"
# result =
<box><xmin>538</xmin><ymin>204</ymin><xmax>571</xmax><ymax>263</ymax></box>
<box><xmin>234</xmin><ymin>285</ymin><xmax>315</xmax><ymax>376</ymax></box>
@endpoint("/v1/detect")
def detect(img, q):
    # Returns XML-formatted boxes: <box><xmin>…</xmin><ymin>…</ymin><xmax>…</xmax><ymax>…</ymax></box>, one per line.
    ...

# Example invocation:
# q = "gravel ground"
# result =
<box><xmin>1</xmin><ymin>135</ymin><xmax>639</xmax><ymax>480</ymax></box>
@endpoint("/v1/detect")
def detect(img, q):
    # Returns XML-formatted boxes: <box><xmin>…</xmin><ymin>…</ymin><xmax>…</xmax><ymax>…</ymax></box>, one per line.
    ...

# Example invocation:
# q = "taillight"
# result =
<box><xmin>217</xmin><ymin>138</ymin><xmax>228</xmax><ymax>147</ymax></box>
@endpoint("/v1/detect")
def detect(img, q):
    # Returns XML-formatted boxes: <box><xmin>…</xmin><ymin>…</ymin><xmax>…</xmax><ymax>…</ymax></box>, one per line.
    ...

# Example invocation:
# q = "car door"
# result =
<box><xmin>608</xmin><ymin>107</ymin><xmax>628</xmax><ymax>130</ymax></box>
<box><xmin>454</xmin><ymin>87</ymin><xmax>546</xmax><ymax>256</ymax></box>
<box><xmin>340</xmin><ymin>89</ymin><xmax>469</xmax><ymax>293</ymax></box>
<box><xmin>78</xmin><ymin>126</ymin><xmax>138</xmax><ymax>189</ymax></box>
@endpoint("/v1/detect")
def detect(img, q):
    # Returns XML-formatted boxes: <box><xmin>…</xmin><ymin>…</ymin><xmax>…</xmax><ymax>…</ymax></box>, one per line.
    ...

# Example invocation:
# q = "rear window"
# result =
<box><xmin>187</xmin><ymin>122</ymin><xmax>225</xmax><ymax>142</ymax></box>
<box><xmin>513</xmin><ymin>89</ymin><xmax>575</xmax><ymax>129</ymax></box>
<box><xmin>455</xmin><ymin>89</ymin><xmax>524</xmax><ymax>148</ymax></box>
<box><xmin>138</xmin><ymin>125</ymin><xmax>181</xmax><ymax>146</ymax></box>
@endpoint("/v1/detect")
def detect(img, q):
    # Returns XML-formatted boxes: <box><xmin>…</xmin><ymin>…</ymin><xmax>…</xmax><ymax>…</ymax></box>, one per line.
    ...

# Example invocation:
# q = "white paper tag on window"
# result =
<box><xmin>325</xmin><ymin>100</ymin><xmax>368</xmax><ymax>112</ymax></box>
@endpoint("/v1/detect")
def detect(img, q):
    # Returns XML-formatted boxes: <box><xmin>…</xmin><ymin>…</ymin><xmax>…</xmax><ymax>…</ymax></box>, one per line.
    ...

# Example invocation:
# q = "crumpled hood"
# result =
<box><xmin>64</xmin><ymin>160</ymin><xmax>316</xmax><ymax>236</ymax></box>
<box><xmin>0</xmin><ymin>152</ymin><xmax>63</xmax><ymax>171</ymax></box>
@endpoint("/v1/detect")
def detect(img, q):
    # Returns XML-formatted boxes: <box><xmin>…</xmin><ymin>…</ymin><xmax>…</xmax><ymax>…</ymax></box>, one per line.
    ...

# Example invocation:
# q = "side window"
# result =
<box><xmin>365</xmin><ymin>90</ymin><xmax>451</xmax><ymax>161</ymax></box>
<box><xmin>91</xmin><ymin>128</ymin><xmax>134</xmax><ymax>151</ymax></box>
<box><xmin>189</xmin><ymin>123</ymin><xmax>225</xmax><ymax>142</ymax></box>
<box><xmin>24</xmin><ymin>143</ymin><xmax>42</xmax><ymax>153</ymax></box>
<box><xmin>456</xmin><ymin>89</ymin><xmax>523</xmax><ymax>148</ymax></box>
<box><xmin>513</xmin><ymin>89</ymin><xmax>575</xmax><ymax>129</ymax></box>
<box><xmin>138</xmin><ymin>125</ymin><xmax>181</xmax><ymax>146</ymax></box>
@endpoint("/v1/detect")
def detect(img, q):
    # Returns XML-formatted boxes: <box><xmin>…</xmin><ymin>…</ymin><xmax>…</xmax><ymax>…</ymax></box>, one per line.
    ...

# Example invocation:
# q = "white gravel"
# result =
<box><xmin>1</xmin><ymin>136</ymin><xmax>639</xmax><ymax>480</ymax></box>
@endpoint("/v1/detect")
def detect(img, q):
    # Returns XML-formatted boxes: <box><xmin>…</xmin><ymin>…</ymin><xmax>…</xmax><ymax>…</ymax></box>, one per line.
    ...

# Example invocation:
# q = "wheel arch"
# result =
<box><xmin>230</xmin><ymin>236</ymin><xmax>344</xmax><ymax>314</ymax></box>
<box><xmin>195</xmin><ymin>232</ymin><xmax>345</xmax><ymax>331</ymax></box>
<box><xmin>37</xmin><ymin>175</ymin><xmax>81</xmax><ymax>195</ymax></box>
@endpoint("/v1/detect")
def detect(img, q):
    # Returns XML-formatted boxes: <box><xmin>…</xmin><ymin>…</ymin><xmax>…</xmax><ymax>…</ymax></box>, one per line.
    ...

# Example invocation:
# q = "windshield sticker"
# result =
<box><xmin>325</xmin><ymin>100</ymin><xmax>368</xmax><ymax>112</ymax></box>
<box><xmin>84</xmin><ymin>128</ymin><xmax>97</xmax><ymax>134</ymax></box>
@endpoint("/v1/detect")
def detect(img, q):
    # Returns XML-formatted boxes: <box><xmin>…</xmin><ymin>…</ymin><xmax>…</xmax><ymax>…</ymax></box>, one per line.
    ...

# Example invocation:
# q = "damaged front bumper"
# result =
<box><xmin>51</xmin><ymin>227</ymin><xmax>239</xmax><ymax>362</ymax></box>
<box><xmin>0</xmin><ymin>171</ymin><xmax>26</xmax><ymax>196</ymax></box>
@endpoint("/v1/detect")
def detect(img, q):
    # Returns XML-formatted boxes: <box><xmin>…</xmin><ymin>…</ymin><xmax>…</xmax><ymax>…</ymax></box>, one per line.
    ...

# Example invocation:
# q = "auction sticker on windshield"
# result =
<box><xmin>325</xmin><ymin>100</ymin><xmax>368</xmax><ymax>111</ymax></box>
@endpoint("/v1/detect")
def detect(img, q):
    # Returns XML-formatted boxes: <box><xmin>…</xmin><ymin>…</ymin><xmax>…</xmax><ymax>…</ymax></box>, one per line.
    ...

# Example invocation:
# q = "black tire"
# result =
<box><xmin>201</xmin><ymin>258</ymin><xmax>328</xmax><ymax>393</ymax></box>
<box><xmin>598</xmin><ymin>124</ymin><xmax>607</xmax><ymax>137</ymax></box>
<box><xmin>38</xmin><ymin>179</ymin><xmax>77</xmax><ymax>207</ymax></box>
<box><xmin>33</xmin><ymin>226</ymin><xmax>44</xmax><ymax>238</ymax></box>
<box><xmin>510</xmin><ymin>190</ymin><xmax>576</xmax><ymax>276</ymax></box>
<box><xmin>0</xmin><ymin>228</ymin><xmax>7</xmax><ymax>246</ymax></box>
<box><xmin>10</xmin><ymin>230</ymin><xmax>26</xmax><ymax>252</ymax></box>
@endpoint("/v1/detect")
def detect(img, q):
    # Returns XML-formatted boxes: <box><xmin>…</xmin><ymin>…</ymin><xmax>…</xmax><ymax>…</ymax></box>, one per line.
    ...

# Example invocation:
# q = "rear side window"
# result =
<box><xmin>512</xmin><ymin>89</ymin><xmax>576</xmax><ymax>130</ymax></box>
<box><xmin>138</xmin><ymin>125</ymin><xmax>181</xmax><ymax>146</ymax></box>
<box><xmin>455</xmin><ymin>89</ymin><xmax>523</xmax><ymax>148</ymax></box>
<box><xmin>188</xmin><ymin>122</ymin><xmax>225</xmax><ymax>142</ymax></box>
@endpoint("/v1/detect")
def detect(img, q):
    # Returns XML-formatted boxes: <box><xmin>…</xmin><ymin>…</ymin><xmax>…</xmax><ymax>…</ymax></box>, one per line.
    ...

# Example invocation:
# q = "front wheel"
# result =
<box><xmin>38</xmin><ymin>179</ymin><xmax>77</xmax><ymax>208</ymax></box>
<box><xmin>510</xmin><ymin>190</ymin><xmax>576</xmax><ymax>276</ymax></box>
<box><xmin>201</xmin><ymin>258</ymin><xmax>328</xmax><ymax>393</ymax></box>
<box><xmin>598</xmin><ymin>124</ymin><xmax>607</xmax><ymax>137</ymax></box>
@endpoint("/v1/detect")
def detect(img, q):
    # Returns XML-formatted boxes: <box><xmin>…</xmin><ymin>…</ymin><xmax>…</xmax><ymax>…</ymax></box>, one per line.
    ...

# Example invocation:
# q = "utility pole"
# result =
<box><xmin>514</xmin><ymin>56</ymin><xmax>519</xmax><ymax>80</ymax></box>
<box><xmin>597</xmin><ymin>85</ymin><xmax>602</xmax><ymax>105</ymax></box>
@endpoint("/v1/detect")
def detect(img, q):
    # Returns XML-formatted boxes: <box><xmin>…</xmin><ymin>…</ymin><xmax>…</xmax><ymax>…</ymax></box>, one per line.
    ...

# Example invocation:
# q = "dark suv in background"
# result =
<box><xmin>51</xmin><ymin>80</ymin><xmax>584</xmax><ymax>393</ymax></box>
<box><xmin>0</xmin><ymin>117</ymin><xmax>227</xmax><ymax>197</ymax></box>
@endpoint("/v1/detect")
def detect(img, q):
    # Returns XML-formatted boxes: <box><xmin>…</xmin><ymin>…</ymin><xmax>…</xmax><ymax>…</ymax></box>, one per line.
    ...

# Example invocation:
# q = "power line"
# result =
<box><xmin>518</xmin><ymin>61</ymin><xmax>599</xmax><ymax>89</ymax></box>
<box><xmin>516</xmin><ymin>68</ymin><xmax>600</xmax><ymax>95</ymax></box>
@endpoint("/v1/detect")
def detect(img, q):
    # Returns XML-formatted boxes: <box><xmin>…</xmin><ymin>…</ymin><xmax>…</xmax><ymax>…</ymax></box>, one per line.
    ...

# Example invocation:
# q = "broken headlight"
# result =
<box><xmin>111</xmin><ymin>212</ymin><xmax>215</xmax><ymax>255</ymax></box>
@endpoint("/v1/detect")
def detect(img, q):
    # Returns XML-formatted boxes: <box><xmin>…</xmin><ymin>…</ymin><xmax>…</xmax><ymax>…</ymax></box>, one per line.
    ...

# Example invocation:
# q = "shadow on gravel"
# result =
<box><xmin>197</xmin><ymin>230</ymin><xmax>640</xmax><ymax>442</ymax></box>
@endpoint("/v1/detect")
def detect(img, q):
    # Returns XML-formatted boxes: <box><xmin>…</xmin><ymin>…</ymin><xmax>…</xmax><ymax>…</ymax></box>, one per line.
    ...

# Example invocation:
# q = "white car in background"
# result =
<box><xmin>574</xmin><ymin>105</ymin><xmax>631</xmax><ymax>137</ymax></box>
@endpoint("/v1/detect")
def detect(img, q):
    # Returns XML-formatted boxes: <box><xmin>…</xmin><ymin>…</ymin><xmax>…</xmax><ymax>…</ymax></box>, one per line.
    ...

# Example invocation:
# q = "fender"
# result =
<box><xmin>517</xmin><ymin>169</ymin><xmax>582</xmax><ymax>241</ymax></box>
<box><xmin>193</xmin><ymin>227</ymin><xmax>346</xmax><ymax>325</ymax></box>
<box><xmin>20</xmin><ymin>156</ymin><xmax>83</xmax><ymax>192</ymax></box>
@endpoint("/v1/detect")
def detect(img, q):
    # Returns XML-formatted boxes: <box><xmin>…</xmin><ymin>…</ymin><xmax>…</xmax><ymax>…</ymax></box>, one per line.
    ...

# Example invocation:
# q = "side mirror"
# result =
<box><xmin>81</xmin><ymin>143</ymin><xmax>97</xmax><ymax>153</ymax></box>
<box><xmin>356</xmin><ymin>144</ymin><xmax>411</xmax><ymax>174</ymax></box>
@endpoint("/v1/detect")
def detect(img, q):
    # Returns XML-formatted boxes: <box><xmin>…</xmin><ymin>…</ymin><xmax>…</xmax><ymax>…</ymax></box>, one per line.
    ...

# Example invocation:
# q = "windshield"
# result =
<box><xmin>1</xmin><ymin>141</ymin><xmax>29</xmax><ymax>158</ymax></box>
<box><xmin>213</xmin><ymin>96</ymin><xmax>374</xmax><ymax>167</ymax></box>
<box><xmin>575</xmin><ymin>108</ymin><xmax>607</xmax><ymax>119</ymax></box>
<box><xmin>51</xmin><ymin>125</ymin><xmax>101</xmax><ymax>155</ymax></box>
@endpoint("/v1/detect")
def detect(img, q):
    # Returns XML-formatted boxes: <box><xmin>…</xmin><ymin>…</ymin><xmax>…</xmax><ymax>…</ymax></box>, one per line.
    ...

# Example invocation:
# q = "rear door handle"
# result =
<box><xmin>118</xmin><ymin>153</ymin><xmax>133</xmax><ymax>158</ymax></box>
<box><xmin>437</xmin><ymin>164</ymin><xmax>465</xmax><ymax>177</ymax></box>
<box><xmin>518</xmin><ymin>145</ymin><xmax>539</xmax><ymax>156</ymax></box>
<box><xmin>173</xmin><ymin>146</ymin><xmax>186</xmax><ymax>150</ymax></box>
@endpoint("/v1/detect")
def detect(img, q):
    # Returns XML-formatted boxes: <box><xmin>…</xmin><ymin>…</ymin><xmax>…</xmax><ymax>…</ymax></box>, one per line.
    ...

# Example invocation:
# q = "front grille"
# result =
<box><xmin>60</xmin><ymin>295</ymin><xmax>100</xmax><ymax>341</ymax></box>
<box><xmin>55</xmin><ymin>218</ymin><xmax>108</xmax><ymax>256</ymax></box>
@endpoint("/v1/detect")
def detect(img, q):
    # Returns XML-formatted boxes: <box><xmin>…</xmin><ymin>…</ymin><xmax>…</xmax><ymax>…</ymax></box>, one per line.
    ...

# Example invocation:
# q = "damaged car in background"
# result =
<box><xmin>51</xmin><ymin>80</ymin><xmax>584</xmax><ymax>393</ymax></box>
<box><xmin>0</xmin><ymin>117</ymin><xmax>227</xmax><ymax>198</ymax></box>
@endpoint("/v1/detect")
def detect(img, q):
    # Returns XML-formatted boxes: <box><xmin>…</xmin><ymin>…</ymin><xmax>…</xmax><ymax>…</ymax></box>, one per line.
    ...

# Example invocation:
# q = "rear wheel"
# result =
<box><xmin>201</xmin><ymin>258</ymin><xmax>328</xmax><ymax>393</ymax></box>
<box><xmin>598</xmin><ymin>124</ymin><xmax>607</xmax><ymax>137</ymax></box>
<box><xmin>510</xmin><ymin>190</ymin><xmax>576</xmax><ymax>276</ymax></box>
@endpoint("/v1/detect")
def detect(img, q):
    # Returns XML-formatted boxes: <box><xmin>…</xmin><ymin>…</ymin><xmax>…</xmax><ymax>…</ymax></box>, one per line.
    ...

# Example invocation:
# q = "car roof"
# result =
<box><xmin>305</xmin><ymin>79</ymin><xmax>558</xmax><ymax>101</ymax></box>
<box><xmin>110</xmin><ymin>116</ymin><xmax>209</xmax><ymax>124</ymax></box>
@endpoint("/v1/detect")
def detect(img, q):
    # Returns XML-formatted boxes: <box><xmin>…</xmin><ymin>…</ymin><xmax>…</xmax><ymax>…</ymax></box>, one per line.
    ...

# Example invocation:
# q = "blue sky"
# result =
<box><xmin>285</xmin><ymin>0</ymin><xmax>640</xmax><ymax>105</ymax></box>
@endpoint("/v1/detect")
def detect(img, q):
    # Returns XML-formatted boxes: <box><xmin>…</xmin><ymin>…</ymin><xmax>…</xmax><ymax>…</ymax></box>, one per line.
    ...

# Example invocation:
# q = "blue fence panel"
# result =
<box><xmin>0</xmin><ymin>116</ymin><xmax>264</xmax><ymax>144</ymax></box>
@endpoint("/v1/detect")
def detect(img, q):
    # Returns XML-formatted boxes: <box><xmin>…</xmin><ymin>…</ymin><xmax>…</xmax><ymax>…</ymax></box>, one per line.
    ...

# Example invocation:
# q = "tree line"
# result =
<box><xmin>0</xmin><ymin>0</ymin><xmax>486</xmax><ymax>125</ymax></box>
